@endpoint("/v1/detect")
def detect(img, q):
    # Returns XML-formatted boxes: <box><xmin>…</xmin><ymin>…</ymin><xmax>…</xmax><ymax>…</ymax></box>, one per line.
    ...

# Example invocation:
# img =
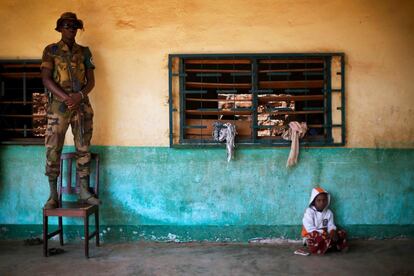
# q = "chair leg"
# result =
<box><xmin>43</xmin><ymin>214</ymin><xmax>48</xmax><ymax>257</ymax></box>
<box><xmin>84</xmin><ymin>215</ymin><xmax>89</xmax><ymax>258</ymax></box>
<box><xmin>95</xmin><ymin>210</ymin><xmax>100</xmax><ymax>246</ymax></box>
<box><xmin>58</xmin><ymin>216</ymin><xmax>64</xmax><ymax>246</ymax></box>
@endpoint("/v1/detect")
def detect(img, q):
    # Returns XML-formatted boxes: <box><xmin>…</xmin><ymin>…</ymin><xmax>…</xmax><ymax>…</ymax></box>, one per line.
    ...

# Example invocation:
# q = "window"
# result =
<box><xmin>169</xmin><ymin>53</ymin><xmax>345</xmax><ymax>147</ymax></box>
<box><xmin>0</xmin><ymin>60</ymin><xmax>47</xmax><ymax>144</ymax></box>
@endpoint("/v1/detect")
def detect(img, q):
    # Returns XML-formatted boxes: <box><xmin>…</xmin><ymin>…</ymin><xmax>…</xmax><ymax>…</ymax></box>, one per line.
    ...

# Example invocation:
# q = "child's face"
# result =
<box><xmin>314</xmin><ymin>193</ymin><xmax>328</xmax><ymax>211</ymax></box>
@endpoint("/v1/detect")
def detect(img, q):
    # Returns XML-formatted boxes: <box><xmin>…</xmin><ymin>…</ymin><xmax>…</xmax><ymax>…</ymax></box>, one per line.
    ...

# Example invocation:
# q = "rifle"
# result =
<box><xmin>65</xmin><ymin>55</ymin><xmax>85</xmax><ymax>147</ymax></box>
<box><xmin>78</xmin><ymin>103</ymin><xmax>85</xmax><ymax>147</ymax></box>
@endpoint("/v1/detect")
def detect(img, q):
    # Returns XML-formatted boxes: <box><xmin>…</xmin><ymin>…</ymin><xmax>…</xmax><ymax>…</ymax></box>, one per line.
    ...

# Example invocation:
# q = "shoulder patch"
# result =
<box><xmin>51</xmin><ymin>44</ymin><xmax>58</xmax><ymax>54</ymax></box>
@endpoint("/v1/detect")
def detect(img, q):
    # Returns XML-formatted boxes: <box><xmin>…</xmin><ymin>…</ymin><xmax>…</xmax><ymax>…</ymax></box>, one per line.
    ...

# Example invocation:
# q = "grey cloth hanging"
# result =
<box><xmin>212</xmin><ymin>122</ymin><xmax>237</xmax><ymax>162</ymax></box>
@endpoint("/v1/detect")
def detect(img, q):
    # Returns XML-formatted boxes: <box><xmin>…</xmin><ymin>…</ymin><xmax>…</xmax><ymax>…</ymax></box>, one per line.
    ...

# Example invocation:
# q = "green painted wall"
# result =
<box><xmin>0</xmin><ymin>146</ymin><xmax>413</xmax><ymax>241</ymax></box>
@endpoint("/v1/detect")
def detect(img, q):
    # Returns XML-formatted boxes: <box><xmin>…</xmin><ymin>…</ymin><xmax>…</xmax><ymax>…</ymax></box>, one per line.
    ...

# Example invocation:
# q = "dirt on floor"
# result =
<box><xmin>1</xmin><ymin>239</ymin><xmax>414</xmax><ymax>275</ymax></box>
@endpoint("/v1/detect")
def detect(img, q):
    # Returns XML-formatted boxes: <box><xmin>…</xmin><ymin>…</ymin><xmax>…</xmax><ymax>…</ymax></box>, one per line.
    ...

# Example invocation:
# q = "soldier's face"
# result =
<box><xmin>59</xmin><ymin>20</ymin><xmax>78</xmax><ymax>40</ymax></box>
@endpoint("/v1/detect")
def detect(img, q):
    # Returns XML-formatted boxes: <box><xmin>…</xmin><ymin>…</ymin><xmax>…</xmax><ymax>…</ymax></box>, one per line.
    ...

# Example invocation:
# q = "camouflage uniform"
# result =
<box><xmin>41</xmin><ymin>40</ymin><xmax>95</xmax><ymax>179</ymax></box>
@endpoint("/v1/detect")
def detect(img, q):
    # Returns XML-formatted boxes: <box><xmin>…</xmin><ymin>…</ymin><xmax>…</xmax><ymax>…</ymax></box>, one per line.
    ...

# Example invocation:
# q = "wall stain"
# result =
<box><xmin>116</xmin><ymin>19</ymin><xmax>136</xmax><ymax>29</ymax></box>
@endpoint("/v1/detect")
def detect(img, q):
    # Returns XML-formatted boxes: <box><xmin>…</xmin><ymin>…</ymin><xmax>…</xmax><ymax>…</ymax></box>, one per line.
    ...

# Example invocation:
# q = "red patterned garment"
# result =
<box><xmin>305</xmin><ymin>229</ymin><xmax>348</xmax><ymax>255</ymax></box>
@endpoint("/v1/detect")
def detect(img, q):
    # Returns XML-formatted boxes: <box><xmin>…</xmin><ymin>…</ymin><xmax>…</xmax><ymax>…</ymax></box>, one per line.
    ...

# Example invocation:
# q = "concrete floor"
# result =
<box><xmin>1</xmin><ymin>239</ymin><xmax>414</xmax><ymax>276</ymax></box>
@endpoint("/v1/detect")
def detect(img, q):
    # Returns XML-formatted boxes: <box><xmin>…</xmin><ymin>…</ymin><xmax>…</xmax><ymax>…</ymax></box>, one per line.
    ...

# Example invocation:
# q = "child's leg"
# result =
<box><xmin>335</xmin><ymin>229</ymin><xmax>348</xmax><ymax>251</ymax></box>
<box><xmin>328</xmin><ymin>229</ymin><xmax>348</xmax><ymax>252</ymax></box>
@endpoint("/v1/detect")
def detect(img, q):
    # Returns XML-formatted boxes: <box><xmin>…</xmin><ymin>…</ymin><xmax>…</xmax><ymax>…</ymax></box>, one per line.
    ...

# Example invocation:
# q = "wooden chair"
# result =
<box><xmin>43</xmin><ymin>152</ymin><xmax>100</xmax><ymax>258</ymax></box>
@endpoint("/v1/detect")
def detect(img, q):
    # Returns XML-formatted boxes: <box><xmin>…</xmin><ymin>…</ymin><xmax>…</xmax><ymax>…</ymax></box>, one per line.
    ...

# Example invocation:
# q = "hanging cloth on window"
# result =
<box><xmin>282</xmin><ymin>121</ymin><xmax>307</xmax><ymax>167</ymax></box>
<box><xmin>212</xmin><ymin>122</ymin><xmax>237</xmax><ymax>162</ymax></box>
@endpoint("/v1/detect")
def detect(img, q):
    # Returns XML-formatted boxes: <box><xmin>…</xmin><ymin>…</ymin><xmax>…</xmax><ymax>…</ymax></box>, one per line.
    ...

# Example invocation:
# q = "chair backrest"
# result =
<box><xmin>58</xmin><ymin>152</ymin><xmax>100</xmax><ymax>201</ymax></box>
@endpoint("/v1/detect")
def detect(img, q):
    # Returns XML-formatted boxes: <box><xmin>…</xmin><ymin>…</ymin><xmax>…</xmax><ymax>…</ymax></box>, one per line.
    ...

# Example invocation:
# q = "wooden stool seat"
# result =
<box><xmin>44</xmin><ymin>201</ymin><xmax>98</xmax><ymax>216</ymax></box>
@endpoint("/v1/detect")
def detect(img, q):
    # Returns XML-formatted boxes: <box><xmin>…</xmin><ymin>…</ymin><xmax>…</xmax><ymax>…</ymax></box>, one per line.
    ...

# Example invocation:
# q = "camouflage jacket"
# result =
<box><xmin>41</xmin><ymin>40</ymin><xmax>95</xmax><ymax>99</ymax></box>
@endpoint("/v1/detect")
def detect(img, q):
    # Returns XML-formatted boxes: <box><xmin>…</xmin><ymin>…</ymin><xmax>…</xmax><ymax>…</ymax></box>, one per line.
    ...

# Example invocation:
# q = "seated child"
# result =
<box><xmin>301</xmin><ymin>187</ymin><xmax>348</xmax><ymax>254</ymax></box>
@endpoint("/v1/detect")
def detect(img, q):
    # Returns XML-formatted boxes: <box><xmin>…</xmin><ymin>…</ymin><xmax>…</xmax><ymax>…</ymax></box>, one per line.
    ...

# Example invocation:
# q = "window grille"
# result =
<box><xmin>169</xmin><ymin>53</ymin><xmax>345</xmax><ymax>147</ymax></box>
<box><xmin>0</xmin><ymin>60</ymin><xmax>46</xmax><ymax>144</ymax></box>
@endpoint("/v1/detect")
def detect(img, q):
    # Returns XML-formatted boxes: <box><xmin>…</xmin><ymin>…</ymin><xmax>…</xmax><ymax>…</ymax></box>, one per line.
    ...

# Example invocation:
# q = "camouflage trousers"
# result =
<box><xmin>45</xmin><ymin>97</ymin><xmax>94</xmax><ymax>179</ymax></box>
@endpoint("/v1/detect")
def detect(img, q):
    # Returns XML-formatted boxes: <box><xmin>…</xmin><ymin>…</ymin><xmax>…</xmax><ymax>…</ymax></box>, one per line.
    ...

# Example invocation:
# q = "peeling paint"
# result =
<box><xmin>2</xmin><ymin>224</ymin><xmax>414</xmax><ymax>242</ymax></box>
<box><xmin>249</xmin><ymin>238</ymin><xmax>302</xmax><ymax>244</ymax></box>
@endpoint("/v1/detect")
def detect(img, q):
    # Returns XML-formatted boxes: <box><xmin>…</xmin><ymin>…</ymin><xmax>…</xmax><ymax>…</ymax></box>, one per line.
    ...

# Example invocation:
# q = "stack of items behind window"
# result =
<box><xmin>218</xmin><ymin>93</ymin><xmax>252</xmax><ymax>120</ymax></box>
<box><xmin>257</xmin><ymin>94</ymin><xmax>295</xmax><ymax>136</ymax></box>
<box><xmin>32</xmin><ymin>92</ymin><xmax>48</xmax><ymax>136</ymax></box>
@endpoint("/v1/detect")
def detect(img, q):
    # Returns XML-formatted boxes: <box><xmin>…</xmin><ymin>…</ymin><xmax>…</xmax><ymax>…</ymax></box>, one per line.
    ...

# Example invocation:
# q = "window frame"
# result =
<box><xmin>168</xmin><ymin>53</ymin><xmax>345</xmax><ymax>147</ymax></box>
<box><xmin>0</xmin><ymin>59</ymin><xmax>46</xmax><ymax>145</ymax></box>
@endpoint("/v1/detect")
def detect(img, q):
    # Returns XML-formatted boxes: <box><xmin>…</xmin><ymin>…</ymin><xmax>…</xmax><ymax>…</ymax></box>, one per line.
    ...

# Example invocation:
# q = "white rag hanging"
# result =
<box><xmin>212</xmin><ymin>122</ymin><xmax>237</xmax><ymax>162</ymax></box>
<box><xmin>282</xmin><ymin>121</ymin><xmax>307</xmax><ymax>167</ymax></box>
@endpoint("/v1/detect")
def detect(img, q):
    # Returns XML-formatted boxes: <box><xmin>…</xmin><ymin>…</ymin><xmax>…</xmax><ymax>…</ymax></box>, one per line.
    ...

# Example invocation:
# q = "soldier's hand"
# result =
<box><xmin>64</xmin><ymin>96</ymin><xmax>75</xmax><ymax>110</ymax></box>
<box><xmin>66</xmin><ymin>93</ymin><xmax>82</xmax><ymax>110</ymax></box>
<box><xmin>64</xmin><ymin>98</ymin><xmax>77</xmax><ymax>110</ymax></box>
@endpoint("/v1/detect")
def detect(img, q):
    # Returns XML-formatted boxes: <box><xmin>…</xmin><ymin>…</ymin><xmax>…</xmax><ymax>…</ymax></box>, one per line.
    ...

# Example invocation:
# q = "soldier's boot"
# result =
<box><xmin>44</xmin><ymin>177</ymin><xmax>58</xmax><ymax>209</ymax></box>
<box><xmin>79</xmin><ymin>177</ymin><xmax>101</xmax><ymax>205</ymax></box>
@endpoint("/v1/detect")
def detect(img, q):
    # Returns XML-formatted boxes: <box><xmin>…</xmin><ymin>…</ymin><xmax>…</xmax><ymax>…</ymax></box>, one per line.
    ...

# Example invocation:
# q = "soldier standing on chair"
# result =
<box><xmin>41</xmin><ymin>12</ymin><xmax>100</xmax><ymax>209</ymax></box>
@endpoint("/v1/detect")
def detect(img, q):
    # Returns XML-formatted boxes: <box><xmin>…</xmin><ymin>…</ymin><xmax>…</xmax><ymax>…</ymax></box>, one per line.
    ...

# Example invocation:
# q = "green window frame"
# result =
<box><xmin>169</xmin><ymin>53</ymin><xmax>345</xmax><ymax>147</ymax></box>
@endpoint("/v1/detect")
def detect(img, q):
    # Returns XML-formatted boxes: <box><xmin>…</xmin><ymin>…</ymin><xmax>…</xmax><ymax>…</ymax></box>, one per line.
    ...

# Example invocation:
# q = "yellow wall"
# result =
<box><xmin>1</xmin><ymin>0</ymin><xmax>413</xmax><ymax>148</ymax></box>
